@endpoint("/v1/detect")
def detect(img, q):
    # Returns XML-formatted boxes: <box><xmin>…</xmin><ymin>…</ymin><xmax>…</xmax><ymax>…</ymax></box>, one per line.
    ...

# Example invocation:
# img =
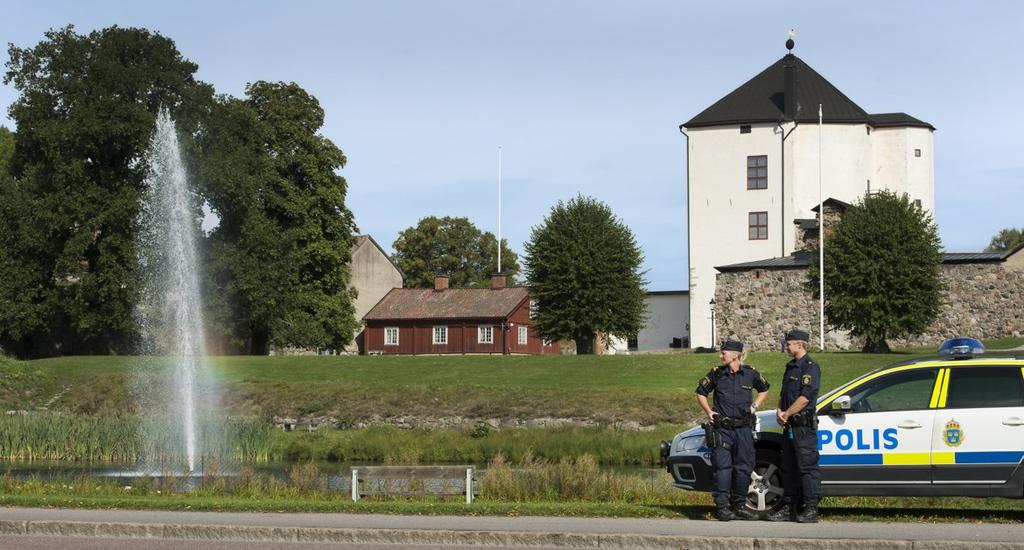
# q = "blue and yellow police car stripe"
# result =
<box><xmin>821</xmin><ymin>451</ymin><xmax>1024</xmax><ymax>466</ymax></box>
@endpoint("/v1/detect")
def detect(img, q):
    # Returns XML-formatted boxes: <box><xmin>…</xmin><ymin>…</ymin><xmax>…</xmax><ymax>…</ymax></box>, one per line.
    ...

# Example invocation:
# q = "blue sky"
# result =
<box><xmin>2</xmin><ymin>1</ymin><xmax>1021</xmax><ymax>290</ymax></box>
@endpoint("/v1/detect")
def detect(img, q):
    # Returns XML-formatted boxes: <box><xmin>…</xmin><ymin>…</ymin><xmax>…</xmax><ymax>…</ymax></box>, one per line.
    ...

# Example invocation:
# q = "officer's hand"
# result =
<box><xmin>776</xmin><ymin>409</ymin><xmax>788</xmax><ymax>425</ymax></box>
<box><xmin>707</xmin><ymin>411</ymin><xmax>719</xmax><ymax>423</ymax></box>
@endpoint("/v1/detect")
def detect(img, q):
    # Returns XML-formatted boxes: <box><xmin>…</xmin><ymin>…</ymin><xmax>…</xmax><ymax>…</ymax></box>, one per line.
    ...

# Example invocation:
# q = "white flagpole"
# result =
<box><xmin>818</xmin><ymin>104</ymin><xmax>825</xmax><ymax>352</ymax></box>
<box><xmin>493</xmin><ymin>145</ymin><xmax>497</xmax><ymax>274</ymax></box>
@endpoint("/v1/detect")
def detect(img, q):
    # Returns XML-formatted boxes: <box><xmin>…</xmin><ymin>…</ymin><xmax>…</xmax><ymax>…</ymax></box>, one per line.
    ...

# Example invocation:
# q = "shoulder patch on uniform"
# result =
<box><xmin>700</xmin><ymin>376</ymin><xmax>711</xmax><ymax>389</ymax></box>
<box><xmin>801</xmin><ymin>374</ymin><xmax>812</xmax><ymax>385</ymax></box>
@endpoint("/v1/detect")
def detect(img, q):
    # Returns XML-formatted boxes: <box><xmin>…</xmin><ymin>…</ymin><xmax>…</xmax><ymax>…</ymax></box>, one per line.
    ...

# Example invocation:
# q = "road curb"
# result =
<box><xmin>1</xmin><ymin>519</ymin><xmax>1022</xmax><ymax>549</ymax></box>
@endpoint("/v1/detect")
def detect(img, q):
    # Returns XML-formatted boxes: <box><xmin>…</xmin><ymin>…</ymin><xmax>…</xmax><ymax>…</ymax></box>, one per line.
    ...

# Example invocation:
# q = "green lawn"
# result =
<box><xmin>3</xmin><ymin>338</ymin><xmax>1019</xmax><ymax>426</ymax></box>
<box><xmin>3</xmin><ymin>352</ymin><xmax>907</xmax><ymax>425</ymax></box>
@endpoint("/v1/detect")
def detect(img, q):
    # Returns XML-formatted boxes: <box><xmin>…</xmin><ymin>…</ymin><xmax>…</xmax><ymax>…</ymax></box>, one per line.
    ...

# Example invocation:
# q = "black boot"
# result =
<box><xmin>767</xmin><ymin>500</ymin><xmax>794</xmax><ymax>522</ymax></box>
<box><xmin>715</xmin><ymin>507</ymin><xmax>736</xmax><ymax>521</ymax></box>
<box><xmin>733</xmin><ymin>505</ymin><xmax>758</xmax><ymax>520</ymax></box>
<box><xmin>795</xmin><ymin>504</ymin><xmax>819</xmax><ymax>523</ymax></box>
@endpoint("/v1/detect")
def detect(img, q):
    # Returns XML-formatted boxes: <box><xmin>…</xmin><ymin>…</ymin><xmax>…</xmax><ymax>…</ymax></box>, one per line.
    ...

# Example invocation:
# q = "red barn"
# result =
<box><xmin>362</xmin><ymin>274</ymin><xmax>558</xmax><ymax>355</ymax></box>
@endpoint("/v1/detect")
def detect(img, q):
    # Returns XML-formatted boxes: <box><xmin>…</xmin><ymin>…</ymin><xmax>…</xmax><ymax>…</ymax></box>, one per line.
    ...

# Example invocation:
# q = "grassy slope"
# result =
<box><xmin>3</xmin><ymin>335</ymin><xmax>1021</xmax><ymax>424</ymax></box>
<box><xmin>3</xmin><ymin>352</ymin><xmax>901</xmax><ymax>424</ymax></box>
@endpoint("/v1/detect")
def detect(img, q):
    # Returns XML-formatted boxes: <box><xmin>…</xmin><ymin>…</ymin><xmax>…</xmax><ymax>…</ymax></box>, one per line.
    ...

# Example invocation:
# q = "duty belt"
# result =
<box><xmin>787</xmin><ymin>410</ymin><xmax>818</xmax><ymax>428</ymax></box>
<box><xmin>714</xmin><ymin>415</ymin><xmax>755</xmax><ymax>429</ymax></box>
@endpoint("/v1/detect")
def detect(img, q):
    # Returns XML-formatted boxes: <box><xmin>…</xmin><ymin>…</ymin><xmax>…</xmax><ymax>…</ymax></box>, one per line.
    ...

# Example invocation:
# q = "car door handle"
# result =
<box><xmin>1003</xmin><ymin>417</ymin><xmax>1024</xmax><ymax>426</ymax></box>
<box><xmin>897</xmin><ymin>421</ymin><xmax>922</xmax><ymax>429</ymax></box>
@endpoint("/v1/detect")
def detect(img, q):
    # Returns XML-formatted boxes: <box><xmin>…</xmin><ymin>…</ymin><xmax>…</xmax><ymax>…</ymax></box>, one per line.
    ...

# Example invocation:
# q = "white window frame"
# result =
<box><xmin>384</xmin><ymin>327</ymin><xmax>399</xmax><ymax>346</ymax></box>
<box><xmin>529</xmin><ymin>300</ymin><xmax>539</xmax><ymax>319</ymax></box>
<box><xmin>478</xmin><ymin>325</ymin><xmax>493</xmax><ymax>344</ymax></box>
<box><xmin>433</xmin><ymin>325</ymin><xmax>448</xmax><ymax>345</ymax></box>
<box><xmin>542</xmin><ymin>338</ymin><xmax>553</xmax><ymax>347</ymax></box>
<box><xmin>518</xmin><ymin>325</ymin><xmax>528</xmax><ymax>345</ymax></box>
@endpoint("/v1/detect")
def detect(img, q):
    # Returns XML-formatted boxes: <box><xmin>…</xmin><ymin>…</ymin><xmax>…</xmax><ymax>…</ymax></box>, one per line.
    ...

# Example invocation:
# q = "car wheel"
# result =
<box><xmin>746</xmin><ymin>448</ymin><xmax>785</xmax><ymax>513</ymax></box>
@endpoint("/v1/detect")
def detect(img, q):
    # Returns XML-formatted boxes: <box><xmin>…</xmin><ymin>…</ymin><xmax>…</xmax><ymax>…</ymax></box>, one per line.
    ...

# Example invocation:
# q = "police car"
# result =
<box><xmin>661</xmin><ymin>338</ymin><xmax>1024</xmax><ymax>513</ymax></box>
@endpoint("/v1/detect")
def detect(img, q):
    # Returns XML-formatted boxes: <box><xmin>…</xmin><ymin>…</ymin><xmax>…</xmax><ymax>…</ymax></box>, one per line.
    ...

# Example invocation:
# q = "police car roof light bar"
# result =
<box><xmin>937</xmin><ymin>337</ymin><xmax>985</xmax><ymax>358</ymax></box>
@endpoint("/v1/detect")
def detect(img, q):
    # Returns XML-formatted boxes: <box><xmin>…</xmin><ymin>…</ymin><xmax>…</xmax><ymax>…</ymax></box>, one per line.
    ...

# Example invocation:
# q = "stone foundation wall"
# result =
<box><xmin>715</xmin><ymin>260</ymin><xmax>1024</xmax><ymax>351</ymax></box>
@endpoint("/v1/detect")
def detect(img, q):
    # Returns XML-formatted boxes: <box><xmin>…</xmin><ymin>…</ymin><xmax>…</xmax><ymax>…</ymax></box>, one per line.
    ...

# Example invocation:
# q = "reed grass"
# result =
<box><xmin>0</xmin><ymin>413</ymin><xmax>272</xmax><ymax>463</ymax></box>
<box><xmin>0</xmin><ymin>413</ymin><xmax>680</xmax><ymax>466</ymax></box>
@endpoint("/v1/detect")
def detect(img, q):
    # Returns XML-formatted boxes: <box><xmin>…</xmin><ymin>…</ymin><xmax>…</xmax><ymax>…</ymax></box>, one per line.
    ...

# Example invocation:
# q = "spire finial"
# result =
<box><xmin>786</xmin><ymin>29</ymin><xmax>796</xmax><ymax>52</ymax></box>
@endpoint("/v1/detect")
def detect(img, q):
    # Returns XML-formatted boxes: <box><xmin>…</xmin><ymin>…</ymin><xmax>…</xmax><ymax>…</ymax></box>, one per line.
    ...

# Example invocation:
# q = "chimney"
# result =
<box><xmin>783</xmin><ymin>55</ymin><xmax>798</xmax><ymax>121</ymax></box>
<box><xmin>490</xmin><ymin>272</ymin><xmax>506</xmax><ymax>290</ymax></box>
<box><xmin>433</xmin><ymin>274</ymin><xmax>449</xmax><ymax>291</ymax></box>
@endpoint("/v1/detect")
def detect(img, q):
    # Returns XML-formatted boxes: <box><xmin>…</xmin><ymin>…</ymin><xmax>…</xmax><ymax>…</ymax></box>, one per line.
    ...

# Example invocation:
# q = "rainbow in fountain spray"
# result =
<box><xmin>136</xmin><ymin>108</ymin><xmax>215</xmax><ymax>474</ymax></box>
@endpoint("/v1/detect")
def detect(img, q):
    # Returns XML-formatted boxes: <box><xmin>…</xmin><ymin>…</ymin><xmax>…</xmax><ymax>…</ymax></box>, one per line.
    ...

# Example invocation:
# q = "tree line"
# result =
<box><xmin>0</xmin><ymin>25</ymin><xmax>652</xmax><ymax>358</ymax></box>
<box><xmin>0</xmin><ymin>26</ymin><xmax>358</xmax><ymax>357</ymax></box>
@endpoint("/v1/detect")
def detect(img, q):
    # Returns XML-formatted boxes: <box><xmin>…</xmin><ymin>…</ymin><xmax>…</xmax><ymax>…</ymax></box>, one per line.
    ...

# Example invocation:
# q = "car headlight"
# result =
<box><xmin>677</xmin><ymin>435</ymin><xmax>705</xmax><ymax>453</ymax></box>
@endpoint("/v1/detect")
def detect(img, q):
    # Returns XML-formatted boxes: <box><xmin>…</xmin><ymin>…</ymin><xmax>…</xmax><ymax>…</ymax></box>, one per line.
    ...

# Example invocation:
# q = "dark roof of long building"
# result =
<box><xmin>684</xmin><ymin>54</ymin><xmax>934</xmax><ymax>130</ymax></box>
<box><xmin>716</xmin><ymin>250</ymin><xmax>1014</xmax><ymax>273</ymax></box>
<box><xmin>363</xmin><ymin>287</ymin><xmax>529</xmax><ymax>321</ymax></box>
<box><xmin>647</xmin><ymin>290</ymin><xmax>689</xmax><ymax>296</ymax></box>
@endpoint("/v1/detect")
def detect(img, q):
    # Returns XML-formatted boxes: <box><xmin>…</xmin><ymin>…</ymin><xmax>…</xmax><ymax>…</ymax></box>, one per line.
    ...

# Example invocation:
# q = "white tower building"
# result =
<box><xmin>682</xmin><ymin>40</ymin><xmax>935</xmax><ymax>349</ymax></box>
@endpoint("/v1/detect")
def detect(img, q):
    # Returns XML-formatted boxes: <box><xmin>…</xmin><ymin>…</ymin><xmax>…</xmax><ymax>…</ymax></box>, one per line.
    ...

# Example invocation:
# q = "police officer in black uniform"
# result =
<box><xmin>695</xmin><ymin>339</ymin><xmax>769</xmax><ymax>521</ymax></box>
<box><xmin>769</xmin><ymin>329</ymin><xmax>822</xmax><ymax>523</ymax></box>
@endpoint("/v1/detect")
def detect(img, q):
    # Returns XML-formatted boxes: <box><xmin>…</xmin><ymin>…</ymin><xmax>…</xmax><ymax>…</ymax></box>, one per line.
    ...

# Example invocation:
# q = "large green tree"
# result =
<box><xmin>984</xmin><ymin>227</ymin><xmax>1024</xmax><ymax>253</ymax></box>
<box><xmin>0</xmin><ymin>25</ymin><xmax>213</xmax><ymax>357</ymax></box>
<box><xmin>391</xmin><ymin>216</ymin><xmax>519</xmax><ymax>288</ymax></box>
<box><xmin>808</xmin><ymin>191</ymin><xmax>943</xmax><ymax>353</ymax></box>
<box><xmin>199</xmin><ymin>82</ymin><xmax>359</xmax><ymax>354</ymax></box>
<box><xmin>524</xmin><ymin>195</ymin><xmax>646</xmax><ymax>354</ymax></box>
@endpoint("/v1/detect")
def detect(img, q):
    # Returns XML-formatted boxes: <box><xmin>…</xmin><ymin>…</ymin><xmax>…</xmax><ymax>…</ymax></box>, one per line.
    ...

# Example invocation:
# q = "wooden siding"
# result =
<box><xmin>364</xmin><ymin>296</ymin><xmax>558</xmax><ymax>355</ymax></box>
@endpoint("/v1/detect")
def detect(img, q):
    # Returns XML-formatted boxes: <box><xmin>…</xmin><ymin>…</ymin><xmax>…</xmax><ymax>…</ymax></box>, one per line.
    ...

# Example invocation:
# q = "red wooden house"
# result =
<box><xmin>362</xmin><ymin>274</ymin><xmax>558</xmax><ymax>355</ymax></box>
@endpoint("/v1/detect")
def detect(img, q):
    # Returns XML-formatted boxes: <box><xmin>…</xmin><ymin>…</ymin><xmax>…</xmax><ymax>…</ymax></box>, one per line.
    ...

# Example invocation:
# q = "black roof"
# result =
<box><xmin>684</xmin><ymin>54</ymin><xmax>934</xmax><ymax>130</ymax></box>
<box><xmin>942</xmin><ymin>252</ymin><xmax>1006</xmax><ymax>264</ymax></box>
<box><xmin>867</xmin><ymin>113</ymin><xmax>933</xmax><ymax>129</ymax></box>
<box><xmin>717</xmin><ymin>251</ymin><xmax>1008</xmax><ymax>273</ymax></box>
<box><xmin>810</xmin><ymin>198</ymin><xmax>852</xmax><ymax>213</ymax></box>
<box><xmin>647</xmin><ymin>290</ymin><xmax>689</xmax><ymax>296</ymax></box>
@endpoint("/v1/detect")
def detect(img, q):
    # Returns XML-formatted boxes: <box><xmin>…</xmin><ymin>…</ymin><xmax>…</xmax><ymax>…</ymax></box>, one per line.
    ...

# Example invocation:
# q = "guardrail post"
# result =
<box><xmin>351</xmin><ymin>468</ymin><xmax>359</xmax><ymax>502</ymax></box>
<box><xmin>466</xmin><ymin>467</ymin><xmax>473</xmax><ymax>504</ymax></box>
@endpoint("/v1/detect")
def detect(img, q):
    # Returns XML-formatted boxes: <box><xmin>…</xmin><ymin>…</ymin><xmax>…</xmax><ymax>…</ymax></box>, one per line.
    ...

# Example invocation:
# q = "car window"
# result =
<box><xmin>848</xmin><ymin>368</ymin><xmax>937</xmax><ymax>413</ymax></box>
<box><xmin>945</xmin><ymin>366</ymin><xmax>1024</xmax><ymax>409</ymax></box>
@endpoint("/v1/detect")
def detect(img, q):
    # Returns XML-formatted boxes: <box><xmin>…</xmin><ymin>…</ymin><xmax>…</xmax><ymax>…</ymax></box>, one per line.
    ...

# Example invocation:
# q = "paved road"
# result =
<box><xmin>1</xmin><ymin>507</ymin><xmax>1023</xmax><ymax>545</ymax></box>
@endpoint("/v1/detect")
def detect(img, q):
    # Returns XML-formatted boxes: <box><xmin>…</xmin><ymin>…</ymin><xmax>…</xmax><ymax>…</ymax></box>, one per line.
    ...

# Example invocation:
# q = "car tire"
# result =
<box><xmin>746</xmin><ymin>448</ymin><xmax>785</xmax><ymax>514</ymax></box>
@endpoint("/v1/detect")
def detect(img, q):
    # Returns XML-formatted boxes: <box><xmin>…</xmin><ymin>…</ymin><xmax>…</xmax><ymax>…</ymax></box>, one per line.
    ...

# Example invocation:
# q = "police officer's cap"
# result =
<box><xmin>721</xmin><ymin>340</ymin><xmax>743</xmax><ymax>352</ymax></box>
<box><xmin>785</xmin><ymin>329</ymin><xmax>810</xmax><ymax>342</ymax></box>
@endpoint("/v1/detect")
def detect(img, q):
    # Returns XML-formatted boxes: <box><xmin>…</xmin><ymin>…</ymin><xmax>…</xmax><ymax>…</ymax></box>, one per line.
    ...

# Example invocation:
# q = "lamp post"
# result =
<box><xmin>709</xmin><ymin>298</ymin><xmax>716</xmax><ymax>349</ymax></box>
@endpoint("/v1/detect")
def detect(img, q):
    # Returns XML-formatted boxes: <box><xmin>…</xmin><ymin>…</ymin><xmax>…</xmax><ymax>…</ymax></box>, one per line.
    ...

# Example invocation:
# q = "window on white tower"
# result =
<box><xmin>747</xmin><ymin>155</ymin><xmax>768</xmax><ymax>190</ymax></box>
<box><xmin>748</xmin><ymin>211</ymin><xmax>768</xmax><ymax>240</ymax></box>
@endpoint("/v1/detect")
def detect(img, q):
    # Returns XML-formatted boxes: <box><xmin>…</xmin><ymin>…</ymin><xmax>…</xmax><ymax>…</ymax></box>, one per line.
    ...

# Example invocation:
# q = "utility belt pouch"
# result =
<box><xmin>790</xmin><ymin>411</ymin><xmax>818</xmax><ymax>428</ymax></box>
<box><xmin>701</xmin><ymin>423</ymin><xmax>722</xmax><ymax>449</ymax></box>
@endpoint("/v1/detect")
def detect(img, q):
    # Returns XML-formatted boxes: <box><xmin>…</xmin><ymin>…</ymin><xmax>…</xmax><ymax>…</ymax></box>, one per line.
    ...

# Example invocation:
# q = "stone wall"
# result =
<box><xmin>715</xmin><ymin>259</ymin><xmax>1024</xmax><ymax>351</ymax></box>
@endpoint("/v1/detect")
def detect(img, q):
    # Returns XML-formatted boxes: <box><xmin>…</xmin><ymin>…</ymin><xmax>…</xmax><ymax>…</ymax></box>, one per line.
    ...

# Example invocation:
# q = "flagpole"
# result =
<box><xmin>818</xmin><ymin>104</ymin><xmax>825</xmax><ymax>352</ymax></box>
<box><xmin>493</xmin><ymin>145</ymin><xmax>497</xmax><ymax>274</ymax></box>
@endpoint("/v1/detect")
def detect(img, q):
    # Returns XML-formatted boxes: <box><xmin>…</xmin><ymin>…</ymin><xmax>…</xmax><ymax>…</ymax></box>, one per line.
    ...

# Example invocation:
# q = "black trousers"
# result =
<box><xmin>781</xmin><ymin>425</ymin><xmax>821</xmax><ymax>507</ymax></box>
<box><xmin>710</xmin><ymin>427</ymin><xmax>754</xmax><ymax>509</ymax></box>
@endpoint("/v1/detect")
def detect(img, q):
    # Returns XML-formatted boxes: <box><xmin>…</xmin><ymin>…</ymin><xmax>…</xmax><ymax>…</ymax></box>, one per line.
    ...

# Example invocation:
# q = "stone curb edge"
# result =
<box><xmin>0</xmin><ymin>520</ymin><xmax>1022</xmax><ymax>549</ymax></box>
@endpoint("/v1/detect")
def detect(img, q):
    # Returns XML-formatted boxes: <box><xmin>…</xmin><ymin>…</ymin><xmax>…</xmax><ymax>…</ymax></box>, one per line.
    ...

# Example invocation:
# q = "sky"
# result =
<box><xmin>1</xmin><ymin>1</ymin><xmax>1021</xmax><ymax>290</ymax></box>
